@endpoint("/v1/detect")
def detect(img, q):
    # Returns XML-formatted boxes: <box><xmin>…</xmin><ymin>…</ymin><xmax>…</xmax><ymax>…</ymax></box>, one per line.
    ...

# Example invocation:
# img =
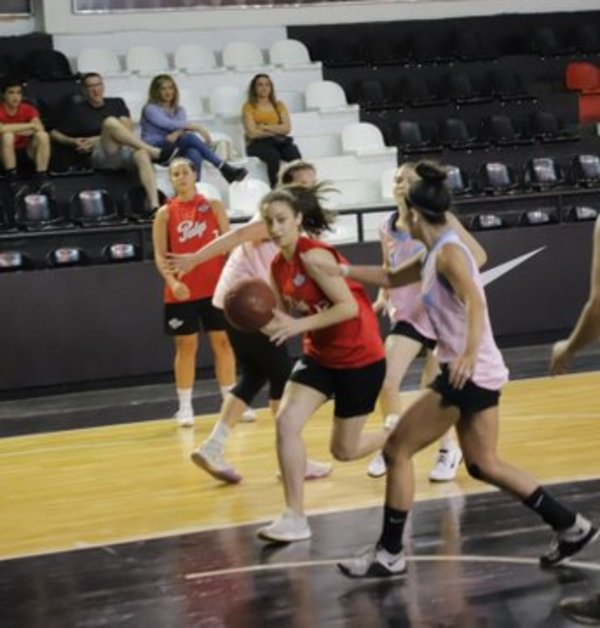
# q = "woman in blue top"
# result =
<box><xmin>141</xmin><ymin>74</ymin><xmax>247</xmax><ymax>184</ymax></box>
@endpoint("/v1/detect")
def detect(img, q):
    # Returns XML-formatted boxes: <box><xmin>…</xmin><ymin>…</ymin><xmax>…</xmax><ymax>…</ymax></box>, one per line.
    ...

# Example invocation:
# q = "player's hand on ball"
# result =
<box><xmin>550</xmin><ymin>340</ymin><xmax>572</xmax><ymax>375</ymax></box>
<box><xmin>266</xmin><ymin>310</ymin><xmax>304</xmax><ymax>345</ymax></box>
<box><xmin>171</xmin><ymin>280</ymin><xmax>191</xmax><ymax>301</ymax></box>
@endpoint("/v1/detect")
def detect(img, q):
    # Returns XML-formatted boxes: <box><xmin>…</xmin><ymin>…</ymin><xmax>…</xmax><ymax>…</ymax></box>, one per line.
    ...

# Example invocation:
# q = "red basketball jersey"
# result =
<box><xmin>271</xmin><ymin>236</ymin><xmax>384</xmax><ymax>368</ymax></box>
<box><xmin>164</xmin><ymin>194</ymin><xmax>226</xmax><ymax>303</ymax></box>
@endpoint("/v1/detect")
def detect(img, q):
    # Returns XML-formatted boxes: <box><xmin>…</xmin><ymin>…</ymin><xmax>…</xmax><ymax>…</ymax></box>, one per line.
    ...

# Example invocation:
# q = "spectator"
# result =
<box><xmin>50</xmin><ymin>72</ymin><xmax>175</xmax><ymax>213</ymax></box>
<box><xmin>141</xmin><ymin>74</ymin><xmax>247</xmax><ymax>184</ymax></box>
<box><xmin>242</xmin><ymin>73</ymin><xmax>301</xmax><ymax>187</ymax></box>
<box><xmin>0</xmin><ymin>78</ymin><xmax>51</xmax><ymax>194</ymax></box>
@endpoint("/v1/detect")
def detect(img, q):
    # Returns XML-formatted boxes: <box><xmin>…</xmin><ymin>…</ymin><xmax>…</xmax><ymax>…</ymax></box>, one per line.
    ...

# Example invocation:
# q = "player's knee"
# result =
<box><xmin>330</xmin><ymin>441</ymin><xmax>355</xmax><ymax>462</ymax></box>
<box><xmin>466</xmin><ymin>462</ymin><xmax>484</xmax><ymax>480</ymax></box>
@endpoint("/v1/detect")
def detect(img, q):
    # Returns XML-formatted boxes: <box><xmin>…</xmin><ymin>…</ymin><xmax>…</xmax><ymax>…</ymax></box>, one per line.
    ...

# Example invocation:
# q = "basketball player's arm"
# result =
<box><xmin>211</xmin><ymin>199</ymin><xmax>230</xmax><ymax>236</ymax></box>
<box><xmin>551</xmin><ymin>216</ymin><xmax>600</xmax><ymax>374</ymax></box>
<box><xmin>302</xmin><ymin>251</ymin><xmax>422</xmax><ymax>288</ymax></box>
<box><xmin>152</xmin><ymin>206</ymin><xmax>189</xmax><ymax>300</ymax></box>
<box><xmin>167</xmin><ymin>220</ymin><xmax>268</xmax><ymax>274</ymax></box>
<box><xmin>446</xmin><ymin>213</ymin><xmax>487</xmax><ymax>269</ymax></box>
<box><xmin>373</xmin><ymin>238</ymin><xmax>390</xmax><ymax>314</ymax></box>
<box><xmin>437</xmin><ymin>244</ymin><xmax>486</xmax><ymax>390</ymax></box>
<box><xmin>266</xmin><ymin>248</ymin><xmax>359</xmax><ymax>345</ymax></box>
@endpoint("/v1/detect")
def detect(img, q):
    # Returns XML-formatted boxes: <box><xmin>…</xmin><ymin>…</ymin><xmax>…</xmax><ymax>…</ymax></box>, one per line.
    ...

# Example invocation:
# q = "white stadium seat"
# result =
<box><xmin>208</xmin><ymin>85</ymin><xmax>245</xmax><ymax>118</ymax></box>
<box><xmin>77</xmin><ymin>48</ymin><xmax>126</xmax><ymax>77</ymax></box>
<box><xmin>228</xmin><ymin>178</ymin><xmax>270</xmax><ymax>217</ymax></box>
<box><xmin>269</xmin><ymin>39</ymin><xmax>314</xmax><ymax>68</ymax></box>
<box><xmin>341</xmin><ymin>122</ymin><xmax>396</xmax><ymax>156</ymax></box>
<box><xmin>305</xmin><ymin>80</ymin><xmax>353</xmax><ymax>112</ymax></box>
<box><xmin>126</xmin><ymin>45</ymin><xmax>170</xmax><ymax>75</ymax></box>
<box><xmin>174</xmin><ymin>43</ymin><xmax>221</xmax><ymax>74</ymax></box>
<box><xmin>222</xmin><ymin>41</ymin><xmax>265</xmax><ymax>71</ymax></box>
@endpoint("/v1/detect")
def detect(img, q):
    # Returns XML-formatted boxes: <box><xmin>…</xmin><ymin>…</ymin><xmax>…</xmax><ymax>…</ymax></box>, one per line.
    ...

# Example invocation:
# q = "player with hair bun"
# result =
<box><xmin>306</xmin><ymin>160</ymin><xmax>598</xmax><ymax>577</ymax></box>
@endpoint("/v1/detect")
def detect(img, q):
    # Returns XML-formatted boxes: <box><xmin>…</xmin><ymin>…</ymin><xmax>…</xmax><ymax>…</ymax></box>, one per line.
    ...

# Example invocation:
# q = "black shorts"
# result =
<box><xmin>390</xmin><ymin>320</ymin><xmax>436</xmax><ymax>351</ymax></box>
<box><xmin>289</xmin><ymin>355</ymin><xmax>386</xmax><ymax>419</ymax></box>
<box><xmin>429</xmin><ymin>364</ymin><xmax>500</xmax><ymax>415</ymax></box>
<box><xmin>164</xmin><ymin>298</ymin><xmax>226</xmax><ymax>336</ymax></box>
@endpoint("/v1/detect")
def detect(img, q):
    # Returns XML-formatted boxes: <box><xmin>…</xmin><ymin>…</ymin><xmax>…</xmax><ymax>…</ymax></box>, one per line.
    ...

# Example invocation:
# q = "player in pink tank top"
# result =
<box><xmin>166</xmin><ymin>161</ymin><xmax>332</xmax><ymax>485</ymax></box>
<box><xmin>308</xmin><ymin>161</ymin><xmax>597</xmax><ymax>577</ymax></box>
<box><xmin>367</xmin><ymin>163</ymin><xmax>487</xmax><ymax>482</ymax></box>
<box><xmin>152</xmin><ymin>157</ymin><xmax>236</xmax><ymax>428</ymax></box>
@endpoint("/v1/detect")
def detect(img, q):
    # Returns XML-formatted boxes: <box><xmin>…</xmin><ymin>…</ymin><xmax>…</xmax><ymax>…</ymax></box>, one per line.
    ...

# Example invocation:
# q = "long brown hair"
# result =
<box><xmin>147</xmin><ymin>74</ymin><xmax>179</xmax><ymax>109</ymax></box>
<box><xmin>247</xmin><ymin>73</ymin><xmax>279</xmax><ymax>111</ymax></box>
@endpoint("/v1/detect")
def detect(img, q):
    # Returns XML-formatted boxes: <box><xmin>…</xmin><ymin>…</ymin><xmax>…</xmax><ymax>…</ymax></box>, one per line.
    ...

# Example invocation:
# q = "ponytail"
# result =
<box><xmin>406</xmin><ymin>161</ymin><xmax>450</xmax><ymax>224</ymax></box>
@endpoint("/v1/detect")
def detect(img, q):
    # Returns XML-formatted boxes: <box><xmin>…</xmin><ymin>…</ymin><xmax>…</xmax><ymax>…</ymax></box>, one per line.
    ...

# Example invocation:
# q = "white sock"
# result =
<box><xmin>177</xmin><ymin>388</ymin><xmax>193</xmax><ymax>413</ymax></box>
<box><xmin>206</xmin><ymin>420</ymin><xmax>230</xmax><ymax>450</ymax></box>
<box><xmin>383</xmin><ymin>414</ymin><xmax>400</xmax><ymax>430</ymax></box>
<box><xmin>439</xmin><ymin>431</ymin><xmax>455</xmax><ymax>451</ymax></box>
<box><xmin>220</xmin><ymin>384</ymin><xmax>234</xmax><ymax>401</ymax></box>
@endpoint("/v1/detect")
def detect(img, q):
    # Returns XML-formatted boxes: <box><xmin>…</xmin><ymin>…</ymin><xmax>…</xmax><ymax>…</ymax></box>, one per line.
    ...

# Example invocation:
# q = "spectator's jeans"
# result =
<box><xmin>246</xmin><ymin>136</ymin><xmax>302</xmax><ymax>187</ymax></box>
<box><xmin>167</xmin><ymin>132</ymin><xmax>223</xmax><ymax>181</ymax></box>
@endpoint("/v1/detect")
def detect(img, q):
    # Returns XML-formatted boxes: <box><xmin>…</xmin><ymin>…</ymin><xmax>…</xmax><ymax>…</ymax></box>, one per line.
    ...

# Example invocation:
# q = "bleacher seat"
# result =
<box><xmin>77</xmin><ymin>48</ymin><xmax>126</xmax><ymax>77</ymax></box>
<box><xmin>269</xmin><ymin>40</ymin><xmax>314</xmax><ymax>68</ymax></box>
<box><xmin>341</xmin><ymin>122</ymin><xmax>395</xmax><ymax>157</ymax></box>
<box><xmin>222</xmin><ymin>41</ymin><xmax>265</xmax><ymax>71</ymax></box>
<box><xmin>120</xmin><ymin>90</ymin><xmax>146</xmax><ymax>124</ymax></box>
<box><xmin>15</xmin><ymin>190</ymin><xmax>66</xmax><ymax>231</ymax></box>
<box><xmin>570</xmin><ymin>154</ymin><xmax>600</xmax><ymax>187</ymax></box>
<box><xmin>523</xmin><ymin>157</ymin><xmax>565</xmax><ymax>190</ymax></box>
<box><xmin>438</xmin><ymin>117</ymin><xmax>489</xmax><ymax>150</ymax></box>
<box><xmin>485</xmin><ymin>69</ymin><xmax>534</xmax><ymax>102</ymax></box>
<box><xmin>444</xmin><ymin>72</ymin><xmax>492</xmax><ymax>105</ymax></box>
<box><xmin>48</xmin><ymin>247</ymin><xmax>88</xmax><ymax>268</ymax></box>
<box><xmin>397</xmin><ymin>120</ymin><xmax>442</xmax><ymax>154</ymax></box>
<box><xmin>196</xmin><ymin>182</ymin><xmax>223</xmax><ymax>201</ymax></box>
<box><xmin>228</xmin><ymin>178</ymin><xmax>270</xmax><ymax>216</ymax></box>
<box><xmin>304</xmin><ymin>81</ymin><xmax>355</xmax><ymax>112</ymax></box>
<box><xmin>174</xmin><ymin>44</ymin><xmax>221</xmax><ymax>74</ymax></box>
<box><xmin>402</xmin><ymin>76</ymin><xmax>449</xmax><ymax>108</ymax></box>
<box><xmin>69</xmin><ymin>189</ymin><xmax>124</xmax><ymax>227</ymax></box>
<box><xmin>528</xmin><ymin>110</ymin><xmax>579</xmax><ymax>143</ymax></box>
<box><xmin>570</xmin><ymin>24</ymin><xmax>600</xmax><ymax>55</ymax></box>
<box><xmin>126</xmin><ymin>46</ymin><xmax>170</xmax><ymax>76</ymax></box>
<box><xmin>482</xmin><ymin>114</ymin><xmax>533</xmax><ymax>147</ymax></box>
<box><xmin>208</xmin><ymin>85</ymin><xmax>245</xmax><ymax>118</ymax></box>
<box><xmin>444</xmin><ymin>165</ymin><xmax>472</xmax><ymax>196</ymax></box>
<box><xmin>479</xmin><ymin>162</ymin><xmax>519</xmax><ymax>195</ymax></box>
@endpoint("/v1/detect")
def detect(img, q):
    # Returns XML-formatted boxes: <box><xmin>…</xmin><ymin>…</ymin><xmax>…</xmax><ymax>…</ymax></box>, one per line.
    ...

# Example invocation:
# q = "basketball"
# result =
<box><xmin>224</xmin><ymin>278</ymin><xmax>276</xmax><ymax>332</ymax></box>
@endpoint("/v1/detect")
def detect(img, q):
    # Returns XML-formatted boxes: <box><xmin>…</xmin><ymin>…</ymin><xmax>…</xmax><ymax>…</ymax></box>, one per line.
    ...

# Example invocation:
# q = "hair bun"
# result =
<box><xmin>415</xmin><ymin>161</ymin><xmax>447</xmax><ymax>183</ymax></box>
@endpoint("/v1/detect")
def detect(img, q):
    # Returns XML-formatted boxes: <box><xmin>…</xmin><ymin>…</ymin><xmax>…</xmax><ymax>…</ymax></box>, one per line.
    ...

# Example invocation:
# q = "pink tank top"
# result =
<box><xmin>420</xmin><ymin>230</ymin><xmax>509</xmax><ymax>390</ymax></box>
<box><xmin>380</xmin><ymin>213</ymin><xmax>435</xmax><ymax>340</ymax></box>
<box><xmin>212</xmin><ymin>215</ymin><xmax>278</xmax><ymax>309</ymax></box>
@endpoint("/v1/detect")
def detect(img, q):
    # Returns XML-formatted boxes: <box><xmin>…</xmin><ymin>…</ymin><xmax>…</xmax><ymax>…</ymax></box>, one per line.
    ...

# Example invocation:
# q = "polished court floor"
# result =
<box><xmin>1</xmin><ymin>345</ymin><xmax>599</xmax><ymax>627</ymax></box>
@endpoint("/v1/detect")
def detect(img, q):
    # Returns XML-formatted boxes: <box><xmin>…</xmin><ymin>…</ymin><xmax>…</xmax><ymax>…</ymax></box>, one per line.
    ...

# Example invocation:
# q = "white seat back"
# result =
<box><xmin>222</xmin><ymin>41</ymin><xmax>264</xmax><ymax>70</ymax></box>
<box><xmin>228</xmin><ymin>178</ymin><xmax>270</xmax><ymax>216</ymax></box>
<box><xmin>175</xmin><ymin>44</ymin><xmax>218</xmax><ymax>73</ymax></box>
<box><xmin>121</xmin><ymin>90</ymin><xmax>146</xmax><ymax>124</ymax></box>
<box><xmin>342</xmin><ymin>122</ymin><xmax>388</xmax><ymax>154</ymax></box>
<box><xmin>179</xmin><ymin>89</ymin><xmax>204</xmax><ymax>120</ymax></box>
<box><xmin>126</xmin><ymin>46</ymin><xmax>170</xmax><ymax>75</ymax></box>
<box><xmin>305</xmin><ymin>81</ymin><xmax>348</xmax><ymax>111</ymax></box>
<box><xmin>269</xmin><ymin>39</ymin><xmax>311</xmax><ymax>66</ymax></box>
<box><xmin>208</xmin><ymin>86</ymin><xmax>245</xmax><ymax>118</ymax></box>
<box><xmin>196</xmin><ymin>182</ymin><xmax>223</xmax><ymax>202</ymax></box>
<box><xmin>380</xmin><ymin>167</ymin><xmax>397</xmax><ymax>201</ymax></box>
<box><xmin>77</xmin><ymin>48</ymin><xmax>122</xmax><ymax>75</ymax></box>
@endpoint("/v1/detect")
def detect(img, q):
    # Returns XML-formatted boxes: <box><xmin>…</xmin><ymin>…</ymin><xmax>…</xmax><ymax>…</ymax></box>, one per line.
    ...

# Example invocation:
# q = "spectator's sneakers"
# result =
<box><xmin>429</xmin><ymin>446</ymin><xmax>463</xmax><ymax>482</ymax></box>
<box><xmin>156</xmin><ymin>146</ymin><xmax>180</xmax><ymax>166</ymax></box>
<box><xmin>367</xmin><ymin>452</ymin><xmax>387</xmax><ymax>478</ymax></box>
<box><xmin>540</xmin><ymin>515</ymin><xmax>599</xmax><ymax>568</ymax></box>
<box><xmin>191</xmin><ymin>444</ymin><xmax>242</xmax><ymax>484</ymax></box>
<box><xmin>559</xmin><ymin>593</ymin><xmax>600</xmax><ymax>624</ymax></box>
<box><xmin>338</xmin><ymin>545</ymin><xmax>407</xmax><ymax>579</ymax></box>
<box><xmin>220</xmin><ymin>162</ymin><xmax>248</xmax><ymax>184</ymax></box>
<box><xmin>257</xmin><ymin>508</ymin><xmax>311</xmax><ymax>542</ymax></box>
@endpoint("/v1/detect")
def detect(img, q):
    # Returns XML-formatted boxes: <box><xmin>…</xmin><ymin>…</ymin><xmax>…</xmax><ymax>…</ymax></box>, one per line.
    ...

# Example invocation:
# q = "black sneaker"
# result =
<box><xmin>337</xmin><ymin>545</ymin><xmax>407</xmax><ymax>579</ymax></box>
<box><xmin>540</xmin><ymin>523</ymin><xmax>599</xmax><ymax>568</ymax></box>
<box><xmin>560</xmin><ymin>593</ymin><xmax>600</xmax><ymax>624</ymax></box>
<box><xmin>220</xmin><ymin>162</ymin><xmax>248</xmax><ymax>184</ymax></box>
<box><xmin>156</xmin><ymin>145</ymin><xmax>180</xmax><ymax>166</ymax></box>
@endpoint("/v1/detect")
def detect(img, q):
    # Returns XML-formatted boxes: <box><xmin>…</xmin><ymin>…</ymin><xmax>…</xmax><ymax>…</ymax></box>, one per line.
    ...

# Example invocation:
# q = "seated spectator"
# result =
<box><xmin>141</xmin><ymin>74</ymin><xmax>247</xmax><ymax>184</ymax></box>
<box><xmin>50</xmin><ymin>72</ymin><xmax>175</xmax><ymax>214</ymax></box>
<box><xmin>242</xmin><ymin>73</ymin><xmax>301</xmax><ymax>187</ymax></box>
<box><xmin>0</xmin><ymin>78</ymin><xmax>52</xmax><ymax>194</ymax></box>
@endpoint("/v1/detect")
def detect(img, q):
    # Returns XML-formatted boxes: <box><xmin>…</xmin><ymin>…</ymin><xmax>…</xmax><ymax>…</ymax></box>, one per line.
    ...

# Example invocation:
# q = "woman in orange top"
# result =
<box><xmin>242</xmin><ymin>73</ymin><xmax>301</xmax><ymax>187</ymax></box>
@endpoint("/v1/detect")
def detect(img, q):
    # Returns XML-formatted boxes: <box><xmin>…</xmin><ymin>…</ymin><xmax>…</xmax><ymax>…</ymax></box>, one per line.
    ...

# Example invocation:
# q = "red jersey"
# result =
<box><xmin>164</xmin><ymin>193</ymin><xmax>226</xmax><ymax>303</ymax></box>
<box><xmin>0</xmin><ymin>102</ymin><xmax>39</xmax><ymax>150</ymax></box>
<box><xmin>271</xmin><ymin>236</ymin><xmax>384</xmax><ymax>368</ymax></box>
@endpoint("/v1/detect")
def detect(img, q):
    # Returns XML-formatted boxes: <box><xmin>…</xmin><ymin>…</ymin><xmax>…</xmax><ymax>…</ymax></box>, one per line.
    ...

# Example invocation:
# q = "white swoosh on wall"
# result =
<box><xmin>481</xmin><ymin>246</ymin><xmax>547</xmax><ymax>287</ymax></box>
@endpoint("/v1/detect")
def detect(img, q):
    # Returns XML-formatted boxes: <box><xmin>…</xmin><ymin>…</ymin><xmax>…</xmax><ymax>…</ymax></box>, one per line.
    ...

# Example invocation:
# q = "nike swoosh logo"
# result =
<box><xmin>481</xmin><ymin>246</ymin><xmax>546</xmax><ymax>287</ymax></box>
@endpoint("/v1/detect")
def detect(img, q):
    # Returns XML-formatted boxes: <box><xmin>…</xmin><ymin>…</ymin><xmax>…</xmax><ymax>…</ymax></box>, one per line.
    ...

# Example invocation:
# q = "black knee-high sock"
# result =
<box><xmin>378</xmin><ymin>505</ymin><xmax>408</xmax><ymax>554</ymax></box>
<box><xmin>523</xmin><ymin>487</ymin><xmax>576</xmax><ymax>531</ymax></box>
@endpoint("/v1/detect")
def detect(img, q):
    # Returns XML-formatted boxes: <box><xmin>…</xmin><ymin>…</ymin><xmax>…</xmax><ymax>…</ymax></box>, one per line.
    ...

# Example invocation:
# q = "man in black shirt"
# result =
<box><xmin>51</xmin><ymin>72</ymin><xmax>175</xmax><ymax>212</ymax></box>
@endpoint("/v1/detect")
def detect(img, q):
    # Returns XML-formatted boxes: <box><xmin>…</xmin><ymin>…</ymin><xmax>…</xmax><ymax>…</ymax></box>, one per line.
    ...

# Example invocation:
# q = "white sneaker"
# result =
<box><xmin>190</xmin><ymin>444</ymin><xmax>242</xmax><ymax>484</ymax></box>
<box><xmin>276</xmin><ymin>459</ymin><xmax>333</xmax><ymax>481</ymax></box>
<box><xmin>429</xmin><ymin>446</ymin><xmax>462</xmax><ymax>482</ymax></box>
<box><xmin>338</xmin><ymin>545</ymin><xmax>407</xmax><ymax>579</ymax></box>
<box><xmin>257</xmin><ymin>508</ymin><xmax>312</xmax><ymax>542</ymax></box>
<box><xmin>241</xmin><ymin>407</ymin><xmax>257</xmax><ymax>422</ymax></box>
<box><xmin>367</xmin><ymin>452</ymin><xmax>387</xmax><ymax>478</ymax></box>
<box><xmin>174</xmin><ymin>408</ymin><xmax>195</xmax><ymax>428</ymax></box>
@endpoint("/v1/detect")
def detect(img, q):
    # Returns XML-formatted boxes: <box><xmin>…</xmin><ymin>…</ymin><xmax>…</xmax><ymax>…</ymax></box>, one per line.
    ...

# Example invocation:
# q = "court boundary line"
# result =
<box><xmin>184</xmin><ymin>554</ymin><xmax>600</xmax><ymax>581</ymax></box>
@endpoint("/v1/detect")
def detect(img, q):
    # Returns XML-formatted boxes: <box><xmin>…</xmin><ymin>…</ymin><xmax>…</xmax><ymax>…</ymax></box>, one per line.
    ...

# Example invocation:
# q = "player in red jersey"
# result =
<box><xmin>152</xmin><ymin>157</ymin><xmax>235</xmax><ymax>426</ymax></box>
<box><xmin>256</xmin><ymin>185</ymin><xmax>390</xmax><ymax>542</ymax></box>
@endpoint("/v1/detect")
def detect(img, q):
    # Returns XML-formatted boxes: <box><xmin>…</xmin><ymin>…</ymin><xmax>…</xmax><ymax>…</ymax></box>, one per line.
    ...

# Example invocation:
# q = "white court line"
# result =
<box><xmin>185</xmin><ymin>554</ymin><xmax>600</xmax><ymax>581</ymax></box>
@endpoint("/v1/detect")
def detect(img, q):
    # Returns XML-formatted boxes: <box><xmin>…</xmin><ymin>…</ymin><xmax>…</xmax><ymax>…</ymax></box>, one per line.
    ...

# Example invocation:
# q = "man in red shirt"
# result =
<box><xmin>0</xmin><ymin>79</ymin><xmax>51</xmax><ymax>191</ymax></box>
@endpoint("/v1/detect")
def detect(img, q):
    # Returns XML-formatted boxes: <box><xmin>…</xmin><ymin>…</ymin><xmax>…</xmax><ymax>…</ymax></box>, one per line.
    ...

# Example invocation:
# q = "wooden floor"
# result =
<box><xmin>1</xmin><ymin>371</ymin><xmax>599</xmax><ymax>562</ymax></box>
